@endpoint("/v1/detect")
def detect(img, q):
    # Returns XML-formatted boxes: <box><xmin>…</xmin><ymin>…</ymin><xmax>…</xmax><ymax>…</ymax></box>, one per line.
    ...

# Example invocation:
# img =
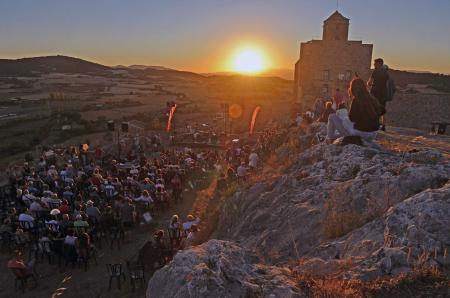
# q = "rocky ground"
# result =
<box><xmin>147</xmin><ymin>124</ymin><xmax>450</xmax><ymax>297</ymax></box>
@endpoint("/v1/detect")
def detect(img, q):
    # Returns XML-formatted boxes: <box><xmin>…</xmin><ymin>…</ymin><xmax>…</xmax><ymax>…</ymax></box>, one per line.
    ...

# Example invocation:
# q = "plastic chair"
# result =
<box><xmin>0</xmin><ymin>231</ymin><xmax>13</xmax><ymax>252</ymax></box>
<box><xmin>40</xmin><ymin>240</ymin><xmax>52</xmax><ymax>264</ymax></box>
<box><xmin>127</xmin><ymin>263</ymin><xmax>145</xmax><ymax>291</ymax></box>
<box><xmin>108</xmin><ymin>226</ymin><xmax>122</xmax><ymax>250</ymax></box>
<box><xmin>48</xmin><ymin>201</ymin><xmax>61</xmax><ymax>210</ymax></box>
<box><xmin>46</xmin><ymin>223</ymin><xmax>59</xmax><ymax>234</ymax></box>
<box><xmin>10</xmin><ymin>268</ymin><xmax>37</xmax><ymax>293</ymax></box>
<box><xmin>106</xmin><ymin>263</ymin><xmax>126</xmax><ymax>290</ymax></box>
<box><xmin>62</xmin><ymin>244</ymin><xmax>78</xmax><ymax>268</ymax></box>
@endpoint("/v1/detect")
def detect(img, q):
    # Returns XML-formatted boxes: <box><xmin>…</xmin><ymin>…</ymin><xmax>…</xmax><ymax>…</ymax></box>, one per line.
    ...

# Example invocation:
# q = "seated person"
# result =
<box><xmin>318</xmin><ymin>101</ymin><xmax>335</xmax><ymax>123</ymax></box>
<box><xmin>76</xmin><ymin>232</ymin><xmax>91</xmax><ymax>261</ymax></box>
<box><xmin>0</xmin><ymin>218</ymin><xmax>13</xmax><ymax>234</ymax></box>
<box><xmin>327</xmin><ymin>78</ymin><xmax>385</xmax><ymax>142</ymax></box>
<box><xmin>73</xmin><ymin>214</ymin><xmax>90</xmax><ymax>233</ymax></box>
<box><xmin>30</xmin><ymin>198</ymin><xmax>46</xmax><ymax>214</ymax></box>
<box><xmin>18</xmin><ymin>209</ymin><xmax>35</xmax><ymax>228</ymax></box>
<box><xmin>7</xmin><ymin>250</ymin><xmax>35</xmax><ymax>277</ymax></box>
<box><xmin>59</xmin><ymin>199</ymin><xmax>70</xmax><ymax>214</ymax></box>
<box><xmin>182</xmin><ymin>215</ymin><xmax>200</xmax><ymax>231</ymax></box>
<box><xmin>86</xmin><ymin>200</ymin><xmax>101</xmax><ymax>223</ymax></box>
<box><xmin>236</xmin><ymin>163</ymin><xmax>247</xmax><ymax>179</ymax></box>
<box><xmin>99</xmin><ymin>206</ymin><xmax>115</xmax><ymax>228</ymax></box>
<box><xmin>134</xmin><ymin>190</ymin><xmax>154</xmax><ymax>204</ymax></box>
<box><xmin>64</xmin><ymin>230</ymin><xmax>77</xmax><ymax>246</ymax></box>
<box><xmin>182</xmin><ymin>224</ymin><xmax>199</xmax><ymax>249</ymax></box>
<box><xmin>59</xmin><ymin>214</ymin><xmax>73</xmax><ymax>236</ymax></box>
<box><xmin>120</xmin><ymin>198</ymin><xmax>136</xmax><ymax>227</ymax></box>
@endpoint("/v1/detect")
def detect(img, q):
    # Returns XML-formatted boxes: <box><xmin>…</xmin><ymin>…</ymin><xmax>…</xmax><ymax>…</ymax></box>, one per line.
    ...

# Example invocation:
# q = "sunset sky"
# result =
<box><xmin>1</xmin><ymin>0</ymin><xmax>449</xmax><ymax>75</ymax></box>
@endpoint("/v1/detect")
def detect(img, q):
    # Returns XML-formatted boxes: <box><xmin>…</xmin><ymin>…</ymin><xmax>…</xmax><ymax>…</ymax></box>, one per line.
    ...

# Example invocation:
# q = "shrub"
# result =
<box><xmin>295</xmin><ymin>267</ymin><xmax>450</xmax><ymax>298</ymax></box>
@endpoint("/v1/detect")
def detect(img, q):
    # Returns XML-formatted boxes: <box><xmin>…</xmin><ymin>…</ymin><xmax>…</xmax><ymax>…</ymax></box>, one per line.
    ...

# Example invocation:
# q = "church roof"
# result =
<box><xmin>324</xmin><ymin>10</ymin><xmax>349</xmax><ymax>22</ymax></box>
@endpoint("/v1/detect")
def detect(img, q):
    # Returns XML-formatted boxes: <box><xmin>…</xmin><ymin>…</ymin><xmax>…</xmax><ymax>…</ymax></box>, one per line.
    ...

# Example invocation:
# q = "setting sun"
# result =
<box><xmin>231</xmin><ymin>47</ymin><xmax>267</xmax><ymax>74</ymax></box>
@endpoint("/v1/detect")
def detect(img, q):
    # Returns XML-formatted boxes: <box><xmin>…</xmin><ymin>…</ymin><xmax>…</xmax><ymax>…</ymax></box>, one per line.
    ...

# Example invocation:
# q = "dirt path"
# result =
<box><xmin>378</xmin><ymin>127</ymin><xmax>450</xmax><ymax>158</ymax></box>
<box><xmin>0</xmin><ymin>177</ymin><xmax>215</xmax><ymax>298</ymax></box>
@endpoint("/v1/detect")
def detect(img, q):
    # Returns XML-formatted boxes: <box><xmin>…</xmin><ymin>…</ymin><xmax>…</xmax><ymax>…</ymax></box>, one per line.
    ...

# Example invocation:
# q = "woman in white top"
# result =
<box><xmin>182</xmin><ymin>215</ymin><xmax>200</xmax><ymax>231</ymax></box>
<box><xmin>169</xmin><ymin>214</ymin><xmax>181</xmax><ymax>230</ymax></box>
<box><xmin>183</xmin><ymin>224</ymin><xmax>199</xmax><ymax>249</ymax></box>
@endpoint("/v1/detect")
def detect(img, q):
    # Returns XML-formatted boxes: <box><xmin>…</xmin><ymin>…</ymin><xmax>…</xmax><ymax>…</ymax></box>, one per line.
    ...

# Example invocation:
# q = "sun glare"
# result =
<box><xmin>231</xmin><ymin>47</ymin><xmax>266</xmax><ymax>74</ymax></box>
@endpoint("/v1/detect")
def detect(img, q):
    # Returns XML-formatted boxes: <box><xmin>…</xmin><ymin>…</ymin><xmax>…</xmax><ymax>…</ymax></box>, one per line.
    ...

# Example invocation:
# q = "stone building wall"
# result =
<box><xmin>293</xmin><ymin>11</ymin><xmax>373</xmax><ymax>107</ymax></box>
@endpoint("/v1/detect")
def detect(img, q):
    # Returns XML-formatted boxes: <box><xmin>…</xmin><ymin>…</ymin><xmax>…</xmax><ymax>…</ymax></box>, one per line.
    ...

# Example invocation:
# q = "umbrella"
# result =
<box><xmin>50</xmin><ymin>209</ymin><xmax>61</xmax><ymax>216</ymax></box>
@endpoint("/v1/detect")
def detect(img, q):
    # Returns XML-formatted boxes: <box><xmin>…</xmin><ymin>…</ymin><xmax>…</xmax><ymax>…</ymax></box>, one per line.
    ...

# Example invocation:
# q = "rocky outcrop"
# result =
<box><xmin>296</xmin><ymin>182</ymin><xmax>450</xmax><ymax>280</ymax></box>
<box><xmin>217</xmin><ymin>140</ymin><xmax>449</xmax><ymax>264</ymax></box>
<box><xmin>146</xmin><ymin>240</ymin><xmax>302</xmax><ymax>298</ymax></box>
<box><xmin>147</xmin><ymin>127</ymin><xmax>450</xmax><ymax>296</ymax></box>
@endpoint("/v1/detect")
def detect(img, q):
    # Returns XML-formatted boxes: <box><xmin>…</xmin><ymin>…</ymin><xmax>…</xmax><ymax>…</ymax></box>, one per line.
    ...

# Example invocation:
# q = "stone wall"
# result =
<box><xmin>295</xmin><ymin>40</ymin><xmax>372</xmax><ymax>100</ymax></box>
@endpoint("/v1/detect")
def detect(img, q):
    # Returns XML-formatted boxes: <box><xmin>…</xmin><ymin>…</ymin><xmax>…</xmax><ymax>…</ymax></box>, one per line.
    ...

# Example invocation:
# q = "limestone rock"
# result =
<box><xmin>146</xmin><ymin>240</ymin><xmax>302</xmax><ymax>298</ymax></box>
<box><xmin>217</xmin><ymin>142</ymin><xmax>449</xmax><ymax>266</ymax></box>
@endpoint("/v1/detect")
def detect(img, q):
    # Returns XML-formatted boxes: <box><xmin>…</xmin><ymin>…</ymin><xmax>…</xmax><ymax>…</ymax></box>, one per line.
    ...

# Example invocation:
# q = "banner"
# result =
<box><xmin>249</xmin><ymin>106</ymin><xmax>261</xmax><ymax>135</ymax></box>
<box><xmin>166</xmin><ymin>104</ymin><xmax>177</xmax><ymax>132</ymax></box>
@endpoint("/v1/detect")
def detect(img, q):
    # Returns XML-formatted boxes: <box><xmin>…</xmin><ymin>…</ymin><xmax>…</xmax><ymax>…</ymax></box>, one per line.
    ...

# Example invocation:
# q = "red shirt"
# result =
<box><xmin>8</xmin><ymin>259</ymin><xmax>27</xmax><ymax>271</ymax></box>
<box><xmin>59</xmin><ymin>204</ymin><xmax>70</xmax><ymax>214</ymax></box>
<box><xmin>334</xmin><ymin>91</ymin><xmax>344</xmax><ymax>108</ymax></box>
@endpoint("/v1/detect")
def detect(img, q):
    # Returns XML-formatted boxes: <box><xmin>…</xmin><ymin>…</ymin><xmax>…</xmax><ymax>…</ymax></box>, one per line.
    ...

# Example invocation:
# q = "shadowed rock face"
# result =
<box><xmin>217</xmin><ymin>140</ymin><xmax>449</xmax><ymax>264</ymax></box>
<box><xmin>297</xmin><ymin>182</ymin><xmax>450</xmax><ymax>280</ymax></box>
<box><xmin>146</xmin><ymin>240</ymin><xmax>302</xmax><ymax>298</ymax></box>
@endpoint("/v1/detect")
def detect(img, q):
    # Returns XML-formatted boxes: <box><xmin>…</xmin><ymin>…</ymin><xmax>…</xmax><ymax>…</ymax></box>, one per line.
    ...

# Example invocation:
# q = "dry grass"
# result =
<box><xmin>322</xmin><ymin>186</ymin><xmax>394</xmax><ymax>239</ymax></box>
<box><xmin>294</xmin><ymin>267</ymin><xmax>450</xmax><ymax>298</ymax></box>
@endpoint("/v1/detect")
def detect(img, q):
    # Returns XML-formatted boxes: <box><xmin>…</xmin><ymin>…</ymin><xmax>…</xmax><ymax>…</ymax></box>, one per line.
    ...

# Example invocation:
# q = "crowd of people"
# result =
<box><xmin>0</xmin><ymin>120</ymin><xmax>284</xmax><ymax>290</ymax></box>
<box><xmin>1</xmin><ymin>140</ymin><xmax>223</xmax><ymax>278</ymax></box>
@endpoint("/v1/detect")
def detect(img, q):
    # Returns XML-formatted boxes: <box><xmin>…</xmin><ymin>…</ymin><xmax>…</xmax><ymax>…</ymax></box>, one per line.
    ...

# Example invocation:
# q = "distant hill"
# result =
<box><xmin>1</xmin><ymin>55</ymin><xmax>448</xmax><ymax>91</ymax></box>
<box><xmin>127</xmin><ymin>65</ymin><xmax>176</xmax><ymax>71</ymax></box>
<box><xmin>203</xmin><ymin>69</ymin><xmax>294</xmax><ymax>80</ymax></box>
<box><xmin>0</xmin><ymin>55</ymin><xmax>111</xmax><ymax>77</ymax></box>
<box><xmin>389</xmin><ymin>69</ymin><xmax>450</xmax><ymax>92</ymax></box>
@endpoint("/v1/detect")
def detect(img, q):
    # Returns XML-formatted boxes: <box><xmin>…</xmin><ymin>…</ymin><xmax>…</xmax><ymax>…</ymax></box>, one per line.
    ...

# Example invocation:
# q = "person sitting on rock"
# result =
<box><xmin>152</xmin><ymin>230</ymin><xmax>170</xmax><ymax>265</ymax></box>
<box><xmin>182</xmin><ymin>214</ymin><xmax>200</xmax><ymax>231</ymax></box>
<box><xmin>318</xmin><ymin>101</ymin><xmax>335</xmax><ymax>123</ymax></box>
<box><xmin>326</xmin><ymin>78</ymin><xmax>385</xmax><ymax>143</ymax></box>
<box><xmin>182</xmin><ymin>224</ymin><xmax>199</xmax><ymax>249</ymax></box>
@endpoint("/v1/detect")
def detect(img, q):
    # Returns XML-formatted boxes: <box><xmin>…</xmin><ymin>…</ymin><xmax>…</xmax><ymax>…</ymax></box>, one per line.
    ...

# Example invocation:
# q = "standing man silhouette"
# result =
<box><xmin>368</xmin><ymin>58</ymin><xmax>389</xmax><ymax>131</ymax></box>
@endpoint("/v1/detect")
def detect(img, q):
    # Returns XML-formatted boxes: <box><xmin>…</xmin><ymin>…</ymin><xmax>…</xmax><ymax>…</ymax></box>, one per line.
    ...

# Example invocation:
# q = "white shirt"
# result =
<box><xmin>30</xmin><ymin>201</ymin><xmax>45</xmax><ymax>212</ymax></box>
<box><xmin>64</xmin><ymin>235</ymin><xmax>77</xmax><ymax>246</ymax></box>
<box><xmin>19</xmin><ymin>213</ymin><xmax>35</xmax><ymax>222</ymax></box>
<box><xmin>184</xmin><ymin>232</ymin><xmax>196</xmax><ymax>248</ymax></box>
<box><xmin>248</xmin><ymin>153</ymin><xmax>258</xmax><ymax>168</ymax></box>
<box><xmin>182</xmin><ymin>218</ymin><xmax>200</xmax><ymax>230</ymax></box>
<box><xmin>135</xmin><ymin>195</ymin><xmax>154</xmax><ymax>204</ymax></box>
<box><xmin>237</xmin><ymin>165</ymin><xmax>247</xmax><ymax>177</ymax></box>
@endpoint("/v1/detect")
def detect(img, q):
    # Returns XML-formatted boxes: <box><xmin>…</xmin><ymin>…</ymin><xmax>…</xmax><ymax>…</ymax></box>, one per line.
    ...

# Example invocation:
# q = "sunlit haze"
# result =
<box><xmin>230</xmin><ymin>47</ymin><xmax>267</xmax><ymax>74</ymax></box>
<box><xmin>1</xmin><ymin>0</ymin><xmax>450</xmax><ymax>75</ymax></box>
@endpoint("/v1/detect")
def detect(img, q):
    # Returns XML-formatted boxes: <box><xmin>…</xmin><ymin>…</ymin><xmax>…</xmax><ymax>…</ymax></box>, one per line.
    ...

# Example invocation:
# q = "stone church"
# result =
<box><xmin>293</xmin><ymin>11</ymin><xmax>373</xmax><ymax>104</ymax></box>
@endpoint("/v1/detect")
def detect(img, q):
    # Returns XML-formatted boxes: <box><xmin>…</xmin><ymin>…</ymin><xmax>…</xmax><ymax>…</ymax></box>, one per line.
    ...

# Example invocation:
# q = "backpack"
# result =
<box><xmin>385</xmin><ymin>76</ymin><xmax>396</xmax><ymax>102</ymax></box>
